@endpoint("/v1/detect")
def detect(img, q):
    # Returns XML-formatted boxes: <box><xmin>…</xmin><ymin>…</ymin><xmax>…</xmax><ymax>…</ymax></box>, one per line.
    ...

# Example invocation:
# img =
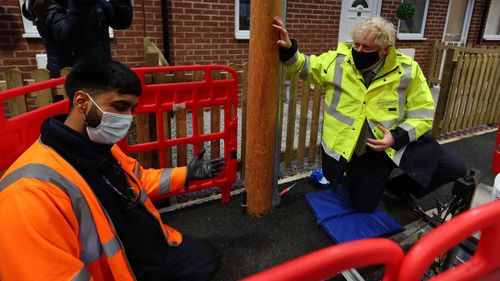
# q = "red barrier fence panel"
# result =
<box><xmin>398</xmin><ymin>200</ymin><xmax>500</xmax><ymax>281</ymax></box>
<box><xmin>240</xmin><ymin>238</ymin><xmax>404</xmax><ymax>281</ymax></box>
<box><xmin>0</xmin><ymin>77</ymin><xmax>67</xmax><ymax>172</ymax></box>
<box><xmin>492</xmin><ymin>123</ymin><xmax>500</xmax><ymax>174</ymax></box>
<box><xmin>124</xmin><ymin>65</ymin><xmax>238</xmax><ymax>203</ymax></box>
<box><xmin>0</xmin><ymin>65</ymin><xmax>238</xmax><ymax>203</ymax></box>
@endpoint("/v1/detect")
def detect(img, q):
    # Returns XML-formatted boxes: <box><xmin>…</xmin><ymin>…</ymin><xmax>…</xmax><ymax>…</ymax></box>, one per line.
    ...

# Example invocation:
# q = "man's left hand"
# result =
<box><xmin>366</xmin><ymin>123</ymin><xmax>395</xmax><ymax>151</ymax></box>
<box><xmin>187</xmin><ymin>149</ymin><xmax>225</xmax><ymax>181</ymax></box>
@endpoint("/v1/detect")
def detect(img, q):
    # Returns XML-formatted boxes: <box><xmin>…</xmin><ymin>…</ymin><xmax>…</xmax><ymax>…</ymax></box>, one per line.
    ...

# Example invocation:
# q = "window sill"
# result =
<box><xmin>235</xmin><ymin>30</ymin><xmax>249</xmax><ymax>40</ymax></box>
<box><xmin>483</xmin><ymin>35</ymin><xmax>500</xmax><ymax>41</ymax></box>
<box><xmin>22</xmin><ymin>33</ymin><xmax>41</xmax><ymax>39</ymax></box>
<box><xmin>396</xmin><ymin>36</ymin><xmax>427</xmax><ymax>41</ymax></box>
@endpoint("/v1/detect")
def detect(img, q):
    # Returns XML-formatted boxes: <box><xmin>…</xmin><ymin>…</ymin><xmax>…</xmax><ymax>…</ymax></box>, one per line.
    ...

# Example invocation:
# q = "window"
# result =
<box><xmin>484</xmin><ymin>0</ymin><xmax>500</xmax><ymax>40</ymax></box>
<box><xmin>18</xmin><ymin>0</ymin><xmax>114</xmax><ymax>39</ymax></box>
<box><xmin>397</xmin><ymin>0</ymin><xmax>430</xmax><ymax>40</ymax></box>
<box><xmin>234</xmin><ymin>0</ymin><xmax>250</xmax><ymax>39</ymax></box>
<box><xmin>443</xmin><ymin>0</ymin><xmax>474</xmax><ymax>43</ymax></box>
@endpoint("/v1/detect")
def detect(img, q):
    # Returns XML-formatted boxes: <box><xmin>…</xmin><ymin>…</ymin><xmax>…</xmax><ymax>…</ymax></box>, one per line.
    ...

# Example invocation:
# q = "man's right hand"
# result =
<box><xmin>273</xmin><ymin>16</ymin><xmax>292</xmax><ymax>49</ymax></box>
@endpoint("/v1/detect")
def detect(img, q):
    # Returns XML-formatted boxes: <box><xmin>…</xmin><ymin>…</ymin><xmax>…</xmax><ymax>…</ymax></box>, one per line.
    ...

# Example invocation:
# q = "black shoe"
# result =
<box><xmin>385</xmin><ymin>182</ymin><xmax>424</xmax><ymax>213</ymax></box>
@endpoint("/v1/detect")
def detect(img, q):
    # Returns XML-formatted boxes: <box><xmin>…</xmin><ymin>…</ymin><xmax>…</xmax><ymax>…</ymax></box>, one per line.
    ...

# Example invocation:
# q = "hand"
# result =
<box><xmin>366</xmin><ymin>124</ymin><xmax>395</xmax><ymax>151</ymax></box>
<box><xmin>273</xmin><ymin>16</ymin><xmax>292</xmax><ymax>49</ymax></box>
<box><xmin>187</xmin><ymin>149</ymin><xmax>225</xmax><ymax>182</ymax></box>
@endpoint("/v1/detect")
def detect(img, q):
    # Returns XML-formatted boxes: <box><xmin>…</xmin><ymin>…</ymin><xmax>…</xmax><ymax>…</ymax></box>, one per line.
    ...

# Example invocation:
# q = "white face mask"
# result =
<box><xmin>84</xmin><ymin>94</ymin><xmax>133</xmax><ymax>144</ymax></box>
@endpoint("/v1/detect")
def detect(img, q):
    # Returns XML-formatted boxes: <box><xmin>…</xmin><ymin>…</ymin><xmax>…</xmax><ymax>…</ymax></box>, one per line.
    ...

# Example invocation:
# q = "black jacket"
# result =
<box><xmin>23</xmin><ymin>0</ymin><xmax>133</xmax><ymax>77</ymax></box>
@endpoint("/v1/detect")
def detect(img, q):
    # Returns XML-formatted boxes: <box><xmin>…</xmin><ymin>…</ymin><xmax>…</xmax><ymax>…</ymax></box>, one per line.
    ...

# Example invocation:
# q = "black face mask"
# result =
<box><xmin>351</xmin><ymin>48</ymin><xmax>380</xmax><ymax>70</ymax></box>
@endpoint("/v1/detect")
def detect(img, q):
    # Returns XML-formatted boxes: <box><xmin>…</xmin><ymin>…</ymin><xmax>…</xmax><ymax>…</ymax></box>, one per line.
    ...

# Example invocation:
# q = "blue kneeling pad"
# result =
<box><xmin>305</xmin><ymin>188</ymin><xmax>403</xmax><ymax>243</ymax></box>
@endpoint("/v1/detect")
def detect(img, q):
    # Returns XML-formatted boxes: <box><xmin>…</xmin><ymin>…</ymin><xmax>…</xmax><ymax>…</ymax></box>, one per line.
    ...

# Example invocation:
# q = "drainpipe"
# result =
<box><xmin>160</xmin><ymin>0</ymin><xmax>172</xmax><ymax>64</ymax></box>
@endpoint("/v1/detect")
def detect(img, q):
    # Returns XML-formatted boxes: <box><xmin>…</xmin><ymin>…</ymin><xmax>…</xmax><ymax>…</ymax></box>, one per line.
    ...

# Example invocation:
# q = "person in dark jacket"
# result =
<box><xmin>22</xmin><ymin>0</ymin><xmax>132</xmax><ymax>78</ymax></box>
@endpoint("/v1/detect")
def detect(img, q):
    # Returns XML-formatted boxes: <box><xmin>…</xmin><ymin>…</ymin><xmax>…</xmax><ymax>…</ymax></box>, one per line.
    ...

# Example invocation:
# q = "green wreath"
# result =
<box><xmin>396</xmin><ymin>1</ymin><xmax>416</xmax><ymax>20</ymax></box>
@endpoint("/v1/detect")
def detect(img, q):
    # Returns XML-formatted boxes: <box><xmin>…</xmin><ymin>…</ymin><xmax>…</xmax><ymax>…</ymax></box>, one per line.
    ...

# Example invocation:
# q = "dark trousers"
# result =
<box><xmin>321</xmin><ymin>147</ymin><xmax>466</xmax><ymax>212</ymax></box>
<box><xmin>161</xmin><ymin>235</ymin><xmax>220</xmax><ymax>281</ymax></box>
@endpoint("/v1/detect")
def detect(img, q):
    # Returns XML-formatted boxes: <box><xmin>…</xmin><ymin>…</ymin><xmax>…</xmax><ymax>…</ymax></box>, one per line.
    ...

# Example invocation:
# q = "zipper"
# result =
<box><xmin>121</xmin><ymin>167</ymin><xmax>170</xmax><ymax>245</ymax></box>
<box><xmin>360</xmin><ymin>66</ymin><xmax>400</xmax><ymax>89</ymax></box>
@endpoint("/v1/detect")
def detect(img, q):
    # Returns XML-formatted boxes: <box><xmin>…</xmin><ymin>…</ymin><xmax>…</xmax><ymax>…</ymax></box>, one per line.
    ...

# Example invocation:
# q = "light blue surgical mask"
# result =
<box><xmin>85</xmin><ymin>94</ymin><xmax>133</xmax><ymax>144</ymax></box>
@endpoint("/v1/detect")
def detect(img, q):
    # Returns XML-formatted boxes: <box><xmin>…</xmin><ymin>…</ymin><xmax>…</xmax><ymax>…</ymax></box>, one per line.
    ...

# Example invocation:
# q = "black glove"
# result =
<box><xmin>185</xmin><ymin>149</ymin><xmax>225</xmax><ymax>189</ymax></box>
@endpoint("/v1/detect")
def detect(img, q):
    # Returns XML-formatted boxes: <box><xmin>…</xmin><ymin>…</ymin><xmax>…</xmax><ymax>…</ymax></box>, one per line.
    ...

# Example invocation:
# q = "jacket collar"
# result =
<box><xmin>337</xmin><ymin>42</ymin><xmax>408</xmax><ymax>78</ymax></box>
<box><xmin>40</xmin><ymin>115</ymin><xmax>114</xmax><ymax>170</ymax></box>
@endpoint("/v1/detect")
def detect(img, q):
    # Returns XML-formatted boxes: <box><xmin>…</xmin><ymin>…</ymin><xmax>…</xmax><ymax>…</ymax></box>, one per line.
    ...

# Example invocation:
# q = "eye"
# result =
<box><xmin>112</xmin><ymin>102</ymin><xmax>132</xmax><ymax>112</ymax></box>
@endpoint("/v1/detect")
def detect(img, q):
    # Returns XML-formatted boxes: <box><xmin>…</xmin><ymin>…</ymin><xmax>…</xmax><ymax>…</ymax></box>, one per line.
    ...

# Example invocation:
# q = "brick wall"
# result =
<box><xmin>0</xmin><ymin>0</ymin><xmax>163</xmax><ymax>81</ymax></box>
<box><xmin>167</xmin><ymin>0</ymin><xmax>340</xmax><ymax>69</ymax></box>
<box><xmin>0</xmin><ymin>1</ymin><xmax>46</xmax><ymax>79</ymax></box>
<box><xmin>1</xmin><ymin>0</ymin><xmax>498</xmax><ymax>82</ymax></box>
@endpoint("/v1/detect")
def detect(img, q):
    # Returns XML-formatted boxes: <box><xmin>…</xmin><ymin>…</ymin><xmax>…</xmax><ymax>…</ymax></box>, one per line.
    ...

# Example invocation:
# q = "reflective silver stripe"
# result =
<box><xmin>134</xmin><ymin>165</ymin><xmax>141</xmax><ymax>179</ymax></box>
<box><xmin>283</xmin><ymin>51</ymin><xmax>299</xmax><ymax>65</ymax></box>
<box><xmin>102</xmin><ymin>236</ymin><xmax>120</xmax><ymax>258</ymax></box>
<box><xmin>159</xmin><ymin>168</ymin><xmax>172</xmax><ymax>195</ymax></box>
<box><xmin>399</xmin><ymin>122</ymin><xmax>417</xmax><ymax>142</ymax></box>
<box><xmin>71</xmin><ymin>266</ymin><xmax>91</xmax><ymax>281</ymax></box>
<box><xmin>299</xmin><ymin>55</ymin><xmax>310</xmax><ymax>80</ymax></box>
<box><xmin>326</xmin><ymin>55</ymin><xmax>354</xmax><ymax>126</ymax></box>
<box><xmin>406</xmin><ymin>109</ymin><xmax>435</xmax><ymax>119</ymax></box>
<box><xmin>392</xmin><ymin>145</ymin><xmax>407</xmax><ymax>166</ymax></box>
<box><xmin>0</xmin><ymin>164</ymin><xmax>109</xmax><ymax>265</ymax></box>
<box><xmin>368</xmin><ymin>120</ymin><xmax>397</xmax><ymax>132</ymax></box>
<box><xmin>397</xmin><ymin>63</ymin><xmax>413</xmax><ymax>122</ymax></box>
<box><xmin>321</xmin><ymin>140</ymin><xmax>341</xmax><ymax>161</ymax></box>
<box><xmin>139</xmin><ymin>188</ymin><xmax>148</xmax><ymax>203</ymax></box>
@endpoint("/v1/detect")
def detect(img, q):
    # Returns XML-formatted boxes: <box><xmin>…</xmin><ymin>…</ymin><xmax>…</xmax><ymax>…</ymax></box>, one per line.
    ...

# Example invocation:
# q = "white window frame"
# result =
<box><xmin>442</xmin><ymin>0</ymin><xmax>475</xmax><ymax>43</ymax></box>
<box><xmin>396</xmin><ymin>0</ymin><xmax>430</xmax><ymax>40</ymax></box>
<box><xmin>234</xmin><ymin>0</ymin><xmax>250</xmax><ymax>40</ymax></box>
<box><xmin>18</xmin><ymin>0</ymin><xmax>114</xmax><ymax>39</ymax></box>
<box><xmin>18</xmin><ymin>0</ymin><xmax>40</xmax><ymax>38</ymax></box>
<box><xmin>483</xmin><ymin>0</ymin><xmax>500</xmax><ymax>40</ymax></box>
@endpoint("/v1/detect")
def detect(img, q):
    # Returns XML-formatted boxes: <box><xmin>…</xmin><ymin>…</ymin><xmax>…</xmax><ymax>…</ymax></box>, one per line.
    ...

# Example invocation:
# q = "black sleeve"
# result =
<box><xmin>106</xmin><ymin>0</ymin><xmax>133</xmax><ymax>29</ymax></box>
<box><xmin>390</xmin><ymin>127</ymin><xmax>411</xmax><ymax>151</ymax></box>
<box><xmin>279</xmin><ymin>39</ymin><xmax>298</xmax><ymax>62</ymax></box>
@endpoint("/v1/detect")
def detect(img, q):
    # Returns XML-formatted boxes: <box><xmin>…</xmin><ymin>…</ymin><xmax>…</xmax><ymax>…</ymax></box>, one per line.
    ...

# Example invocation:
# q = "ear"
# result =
<box><xmin>382</xmin><ymin>45</ymin><xmax>391</xmax><ymax>57</ymax></box>
<box><xmin>73</xmin><ymin>91</ymin><xmax>89</xmax><ymax>113</ymax></box>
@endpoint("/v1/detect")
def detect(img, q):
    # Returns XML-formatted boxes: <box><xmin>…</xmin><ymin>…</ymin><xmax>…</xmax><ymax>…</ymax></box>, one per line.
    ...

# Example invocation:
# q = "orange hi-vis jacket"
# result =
<box><xmin>0</xmin><ymin>139</ymin><xmax>187</xmax><ymax>281</ymax></box>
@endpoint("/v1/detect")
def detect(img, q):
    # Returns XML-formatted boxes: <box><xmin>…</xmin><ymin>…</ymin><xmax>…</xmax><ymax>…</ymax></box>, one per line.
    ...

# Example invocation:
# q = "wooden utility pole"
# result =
<box><xmin>245</xmin><ymin>0</ymin><xmax>282</xmax><ymax>216</ymax></box>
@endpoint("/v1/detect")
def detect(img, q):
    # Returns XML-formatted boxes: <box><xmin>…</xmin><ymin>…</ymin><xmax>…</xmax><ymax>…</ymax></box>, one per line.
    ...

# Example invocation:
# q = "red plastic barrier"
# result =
<box><xmin>492</xmin><ymin>122</ymin><xmax>500</xmax><ymax>174</ymax></box>
<box><xmin>240</xmin><ymin>238</ymin><xmax>404</xmax><ymax>281</ymax></box>
<box><xmin>0</xmin><ymin>77</ymin><xmax>67</xmax><ymax>172</ymax></box>
<box><xmin>0</xmin><ymin>65</ymin><xmax>238</xmax><ymax>203</ymax></box>
<box><xmin>124</xmin><ymin>65</ymin><xmax>238</xmax><ymax>202</ymax></box>
<box><xmin>398</xmin><ymin>200</ymin><xmax>500</xmax><ymax>281</ymax></box>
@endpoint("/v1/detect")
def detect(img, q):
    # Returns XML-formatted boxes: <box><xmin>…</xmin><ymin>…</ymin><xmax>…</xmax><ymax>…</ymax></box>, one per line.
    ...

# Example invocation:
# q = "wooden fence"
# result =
<box><xmin>428</xmin><ymin>41</ymin><xmax>500</xmax><ymax>136</ymax></box>
<box><xmin>3</xmin><ymin>40</ymin><xmax>499</xmax><ymax>180</ymax></box>
<box><xmin>0</xmin><ymin>64</ymin><xmax>322</xmax><ymax>180</ymax></box>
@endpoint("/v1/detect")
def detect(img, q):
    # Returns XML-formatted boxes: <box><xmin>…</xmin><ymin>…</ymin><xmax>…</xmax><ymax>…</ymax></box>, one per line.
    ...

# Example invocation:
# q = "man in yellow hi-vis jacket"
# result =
<box><xmin>0</xmin><ymin>60</ymin><xmax>224</xmax><ymax>280</ymax></box>
<box><xmin>274</xmin><ymin>16</ymin><xmax>466</xmax><ymax>212</ymax></box>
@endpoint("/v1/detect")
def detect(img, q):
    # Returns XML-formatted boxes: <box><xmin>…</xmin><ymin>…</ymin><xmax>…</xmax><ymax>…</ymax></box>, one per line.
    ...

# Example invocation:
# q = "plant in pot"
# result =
<box><xmin>396</xmin><ymin>1</ymin><xmax>416</xmax><ymax>33</ymax></box>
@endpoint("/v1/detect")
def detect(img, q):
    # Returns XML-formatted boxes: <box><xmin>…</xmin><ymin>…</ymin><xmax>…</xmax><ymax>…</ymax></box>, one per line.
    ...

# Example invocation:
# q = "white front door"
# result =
<box><xmin>338</xmin><ymin>0</ymin><xmax>382</xmax><ymax>43</ymax></box>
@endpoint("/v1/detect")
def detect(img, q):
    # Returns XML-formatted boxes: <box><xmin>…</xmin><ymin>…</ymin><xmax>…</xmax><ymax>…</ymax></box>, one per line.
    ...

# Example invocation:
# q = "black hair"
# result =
<box><xmin>64</xmin><ymin>60</ymin><xmax>142</xmax><ymax>105</ymax></box>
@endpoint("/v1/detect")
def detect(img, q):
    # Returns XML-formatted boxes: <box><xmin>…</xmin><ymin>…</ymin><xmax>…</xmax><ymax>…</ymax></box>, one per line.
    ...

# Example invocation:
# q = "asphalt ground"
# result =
<box><xmin>161</xmin><ymin>130</ymin><xmax>497</xmax><ymax>281</ymax></box>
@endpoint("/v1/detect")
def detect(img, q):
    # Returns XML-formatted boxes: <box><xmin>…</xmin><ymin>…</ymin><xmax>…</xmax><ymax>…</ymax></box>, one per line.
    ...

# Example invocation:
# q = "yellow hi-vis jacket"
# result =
<box><xmin>283</xmin><ymin>42</ymin><xmax>435</xmax><ymax>165</ymax></box>
<box><xmin>0</xmin><ymin>140</ymin><xmax>187</xmax><ymax>281</ymax></box>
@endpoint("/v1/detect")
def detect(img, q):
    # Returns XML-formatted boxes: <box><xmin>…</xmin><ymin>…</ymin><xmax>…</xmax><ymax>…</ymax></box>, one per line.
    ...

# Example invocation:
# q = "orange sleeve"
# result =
<box><xmin>0</xmin><ymin>181</ymin><xmax>90</xmax><ymax>281</ymax></box>
<box><xmin>112</xmin><ymin>145</ymin><xmax>187</xmax><ymax>200</ymax></box>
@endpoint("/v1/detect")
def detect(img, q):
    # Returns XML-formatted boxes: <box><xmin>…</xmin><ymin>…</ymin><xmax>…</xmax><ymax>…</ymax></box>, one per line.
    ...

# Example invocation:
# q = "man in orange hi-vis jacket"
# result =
<box><xmin>0</xmin><ymin>60</ymin><xmax>224</xmax><ymax>281</ymax></box>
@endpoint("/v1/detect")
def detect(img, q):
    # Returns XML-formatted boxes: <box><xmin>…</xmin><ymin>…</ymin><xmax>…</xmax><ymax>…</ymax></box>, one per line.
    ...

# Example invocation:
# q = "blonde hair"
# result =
<box><xmin>351</xmin><ymin>17</ymin><xmax>396</xmax><ymax>48</ymax></box>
